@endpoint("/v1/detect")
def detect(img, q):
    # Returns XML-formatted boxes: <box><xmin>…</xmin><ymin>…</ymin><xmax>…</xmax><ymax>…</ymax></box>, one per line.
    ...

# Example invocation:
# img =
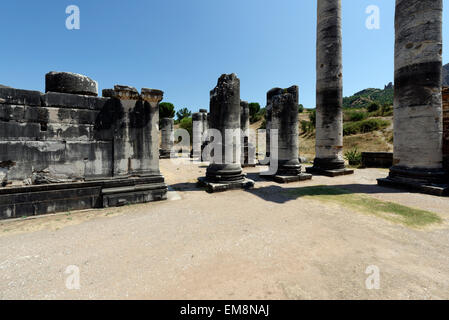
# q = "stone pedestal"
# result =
<box><xmin>103</xmin><ymin>86</ymin><xmax>168</xmax><ymax>205</ymax></box>
<box><xmin>198</xmin><ymin>74</ymin><xmax>254</xmax><ymax>193</ymax></box>
<box><xmin>160</xmin><ymin>117</ymin><xmax>174</xmax><ymax>159</ymax></box>
<box><xmin>377</xmin><ymin>0</ymin><xmax>448</xmax><ymax>196</ymax></box>
<box><xmin>260</xmin><ymin>87</ymin><xmax>312</xmax><ymax>183</ymax></box>
<box><xmin>307</xmin><ymin>0</ymin><xmax>353</xmax><ymax>177</ymax></box>
<box><xmin>361</xmin><ymin>152</ymin><xmax>393</xmax><ymax>168</ymax></box>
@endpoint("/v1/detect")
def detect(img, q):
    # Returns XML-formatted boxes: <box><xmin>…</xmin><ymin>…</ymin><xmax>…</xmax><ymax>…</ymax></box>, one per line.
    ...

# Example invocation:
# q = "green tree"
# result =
<box><xmin>309</xmin><ymin>109</ymin><xmax>316</xmax><ymax>128</ymax></box>
<box><xmin>159</xmin><ymin>102</ymin><xmax>175</xmax><ymax>119</ymax></box>
<box><xmin>298</xmin><ymin>104</ymin><xmax>304</xmax><ymax>113</ymax></box>
<box><xmin>179</xmin><ymin>117</ymin><xmax>193</xmax><ymax>143</ymax></box>
<box><xmin>248</xmin><ymin>102</ymin><xmax>261</xmax><ymax>123</ymax></box>
<box><xmin>176</xmin><ymin>108</ymin><xmax>192</xmax><ymax>122</ymax></box>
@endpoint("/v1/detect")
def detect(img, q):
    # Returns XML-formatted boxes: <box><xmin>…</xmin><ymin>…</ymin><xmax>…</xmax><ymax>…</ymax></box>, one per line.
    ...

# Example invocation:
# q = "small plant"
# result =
<box><xmin>344</xmin><ymin>147</ymin><xmax>362</xmax><ymax>166</ymax></box>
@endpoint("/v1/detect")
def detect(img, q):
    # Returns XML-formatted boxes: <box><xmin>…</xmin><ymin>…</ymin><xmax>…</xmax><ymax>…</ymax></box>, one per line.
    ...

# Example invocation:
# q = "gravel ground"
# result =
<box><xmin>0</xmin><ymin>159</ymin><xmax>448</xmax><ymax>300</ymax></box>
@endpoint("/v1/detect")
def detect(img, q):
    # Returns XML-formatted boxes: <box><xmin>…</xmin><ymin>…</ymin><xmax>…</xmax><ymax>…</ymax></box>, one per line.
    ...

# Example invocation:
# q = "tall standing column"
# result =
<box><xmin>262</xmin><ymin>87</ymin><xmax>312</xmax><ymax>183</ymax></box>
<box><xmin>307</xmin><ymin>0</ymin><xmax>353</xmax><ymax>177</ymax></box>
<box><xmin>265</xmin><ymin>98</ymin><xmax>273</xmax><ymax>160</ymax></box>
<box><xmin>160</xmin><ymin>117</ymin><xmax>174</xmax><ymax>159</ymax></box>
<box><xmin>240</xmin><ymin>100</ymin><xmax>256</xmax><ymax>167</ymax></box>
<box><xmin>198</xmin><ymin>74</ymin><xmax>254</xmax><ymax>193</ymax></box>
<box><xmin>192</xmin><ymin>112</ymin><xmax>204</xmax><ymax>159</ymax></box>
<box><xmin>443</xmin><ymin>87</ymin><xmax>449</xmax><ymax>171</ymax></box>
<box><xmin>378</xmin><ymin>0</ymin><xmax>448</xmax><ymax>195</ymax></box>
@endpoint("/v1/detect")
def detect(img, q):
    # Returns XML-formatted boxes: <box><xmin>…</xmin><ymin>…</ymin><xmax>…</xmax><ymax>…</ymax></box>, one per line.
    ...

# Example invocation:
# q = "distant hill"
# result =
<box><xmin>0</xmin><ymin>84</ymin><xmax>11</xmax><ymax>88</ymax></box>
<box><xmin>443</xmin><ymin>63</ymin><xmax>449</xmax><ymax>86</ymax></box>
<box><xmin>343</xmin><ymin>83</ymin><xmax>394</xmax><ymax>109</ymax></box>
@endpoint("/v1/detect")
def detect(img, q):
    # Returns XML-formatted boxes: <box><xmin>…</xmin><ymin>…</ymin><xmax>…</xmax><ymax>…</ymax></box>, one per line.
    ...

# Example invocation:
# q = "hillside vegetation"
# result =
<box><xmin>343</xmin><ymin>84</ymin><xmax>393</xmax><ymax>109</ymax></box>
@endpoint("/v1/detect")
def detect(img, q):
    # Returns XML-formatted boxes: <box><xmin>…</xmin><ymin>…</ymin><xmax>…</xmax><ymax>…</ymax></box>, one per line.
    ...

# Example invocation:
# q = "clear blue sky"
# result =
<box><xmin>1</xmin><ymin>0</ymin><xmax>448</xmax><ymax>111</ymax></box>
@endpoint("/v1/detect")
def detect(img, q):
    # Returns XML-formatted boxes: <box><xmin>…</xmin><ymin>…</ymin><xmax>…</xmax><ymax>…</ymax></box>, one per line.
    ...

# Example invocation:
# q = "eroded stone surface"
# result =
<box><xmin>0</xmin><ymin>75</ymin><xmax>167</xmax><ymax>218</ymax></box>
<box><xmin>312</xmin><ymin>0</ymin><xmax>346</xmax><ymax>173</ymax></box>
<box><xmin>200</xmin><ymin>74</ymin><xmax>254</xmax><ymax>191</ymax></box>
<box><xmin>160</xmin><ymin>117</ymin><xmax>174</xmax><ymax>159</ymax></box>
<box><xmin>45</xmin><ymin>71</ymin><xmax>98</xmax><ymax>96</ymax></box>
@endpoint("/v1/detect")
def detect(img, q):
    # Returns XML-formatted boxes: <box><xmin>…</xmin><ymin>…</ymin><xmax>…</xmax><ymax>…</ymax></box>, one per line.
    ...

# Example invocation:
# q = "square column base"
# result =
<box><xmin>377</xmin><ymin>178</ymin><xmax>449</xmax><ymax>197</ymax></box>
<box><xmin>260</xmin><ymin>173</ymin><xmax>312</xmax><ymax>184</ymax></box>
<box><xmin>306</xmin><ymin>167</ymin><xmax>354</xmax><ymax>177</ymax></box>
<box><xmin>198</xmin><ymin>177</ymin><xmax>255</xmax><ymax>193</ymax></box>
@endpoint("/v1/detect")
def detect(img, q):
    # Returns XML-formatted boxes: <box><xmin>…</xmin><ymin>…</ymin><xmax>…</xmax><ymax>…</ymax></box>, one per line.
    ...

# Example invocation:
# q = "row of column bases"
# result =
<box><xmin>163</xmin><ymin>0</ymin><xmax>449</xmax><ymax>196</ymax></box>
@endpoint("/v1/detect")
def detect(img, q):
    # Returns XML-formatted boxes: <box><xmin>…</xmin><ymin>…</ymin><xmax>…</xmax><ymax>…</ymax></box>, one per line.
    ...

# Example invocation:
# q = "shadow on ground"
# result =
<box><xmin>247</xmin><ymin>183</ymin><xmax>404</xmax><ymax>204</ymax></box>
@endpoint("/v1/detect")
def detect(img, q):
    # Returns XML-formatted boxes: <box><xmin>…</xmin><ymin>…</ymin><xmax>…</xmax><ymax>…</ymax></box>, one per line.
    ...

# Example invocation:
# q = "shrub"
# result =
<box><xmin>298</xmin><ymin>104</ymin><xmax>304</xmax><ymax>113</ymax></box>
<box><xmin>300</xmin><ymin>120</ymin><xmax>314</xmax><ymax>133</ymax></box>
<box><xmin>368</xmin><ymin>102</ymin><xmax>380</xmax><ymax>113</ymax></box>
<box><xmin>251</xmin><ymin>114</ymin><xmax>263</xmax><ymax>123</ymax></box>
<box><xmin>381</xmin><ymin>104</ymin><xmax>393</xmax><ymax>116</ymax></box>
<box><xmin>308</xmin><ymin>110</ymin><xmax>316</xmax><ymax>128</ymax></box>
<box><xmin>347</xmin><ymin>111</ymin><xmax>368</xmax><ymax>122</ymax></box>
<box><xmin>259</xmin><ymin>120</ymin><xmax>266</xmax><ymax>129</ymax></box>
<box><xmin>343</xmin><ymin>118</ymin><xmax>390</xmax><ymax>136</ymax></box>
<box><xmin>344</xmin><ymin>148</ymin><xmax>362</xmax><ymax>166</ymax></box>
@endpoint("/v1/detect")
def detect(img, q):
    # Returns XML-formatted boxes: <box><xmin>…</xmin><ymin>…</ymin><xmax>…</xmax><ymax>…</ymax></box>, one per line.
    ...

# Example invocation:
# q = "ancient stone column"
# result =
<box><xmin>240</xmin><ymin>100</ymin><xmax>256</xmax><ymax>167</ymax></box>
<box><xmin>307</xmin><ymin>0</ymin><xmax>353</xmax><ymax>177</ymax></box>
<box><xmin>111</xmin><ymin>86</ymin><xmax>163</xmax><ymax>177</ymax></box>
<box><xmin>198</xmin><ymin>74</ymin><xmax>254</xmax><ymax>192</ymax></box>
<box><xmin>200</xmin><ymin>109</ymin><xmax>210</xmax><ymax>161</ymax></box>
<box><xmin>200</xmin><ymin>109</ymin><xmax>209</xmax><ymax>133</ymax></box>
<box><xmin>262</xmin><ymin>86</ymin><xmax>312</xmax><ymax>183</ymax></box>
<box><xmin>265</xmin><ymin>99</ymin><xmax>272</xmax><ymax>160</ymax></box>
<box><xmin>192</xmin><ymin>112</ymin><xmax>204</xmax><ymax>159</ymax></box>
<box><xmin>160</xmin><ymin>117</ymin><xmax>174</xmax><ymax>159</ymax></box>
<box><xmin>443</xmin><ymin>87</ymin><xmax>449</xmax><ymax>171</ymax></box>
<box><xmin>378</xmin><ymin>0</ymin><xmax>448</xmax><ymax>196</ymax></box>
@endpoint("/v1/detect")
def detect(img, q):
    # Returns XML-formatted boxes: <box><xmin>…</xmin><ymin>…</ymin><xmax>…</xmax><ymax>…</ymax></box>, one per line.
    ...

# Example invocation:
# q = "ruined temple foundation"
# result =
<box><xmin>0</xmin><ymin>72</ymin><xmax>167</xmax><ymax>219</ymax></box>
<box><xmin>377</xmin><ymin>0</ymin><xmax>449</xmax><ymax>196</ymax></box>
<box><xmin>240</xmin><ymin>101</ymin><xmax>256</xmax><ymax>167</ymax></box>
<box><xmin>307</xmin><ymin>0</ymin><xmax>353</xmax><ymax>177</ymax></box>
<box><xmin>260</xmin><ymin>87</ymin><xmax>312</xmax><ymax>183</ymax></box>
<box><xmin>160</xmin><ymin>117</ymin><xmax>174</xmax><ymax>159</ymax></box>
<box><xmin>198</xmin><ymin>74</ymin><xmax>254</xmax><ymax>193</ymax></box>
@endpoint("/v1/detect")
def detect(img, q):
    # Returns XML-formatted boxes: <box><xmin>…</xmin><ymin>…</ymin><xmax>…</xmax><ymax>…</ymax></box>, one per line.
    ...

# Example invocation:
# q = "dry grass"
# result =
<box><xmin>286</xmin><ymin>186</ymin><xmax>442</xmax><ymax>228</ymax></box>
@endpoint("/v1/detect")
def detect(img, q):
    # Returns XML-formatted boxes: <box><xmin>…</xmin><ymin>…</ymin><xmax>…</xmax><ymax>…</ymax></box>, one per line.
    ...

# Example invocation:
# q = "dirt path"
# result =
<box><xmin>0</xmin><ymin>160</ymin><xmax>448</xmax><ymax>299</ymax></box>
